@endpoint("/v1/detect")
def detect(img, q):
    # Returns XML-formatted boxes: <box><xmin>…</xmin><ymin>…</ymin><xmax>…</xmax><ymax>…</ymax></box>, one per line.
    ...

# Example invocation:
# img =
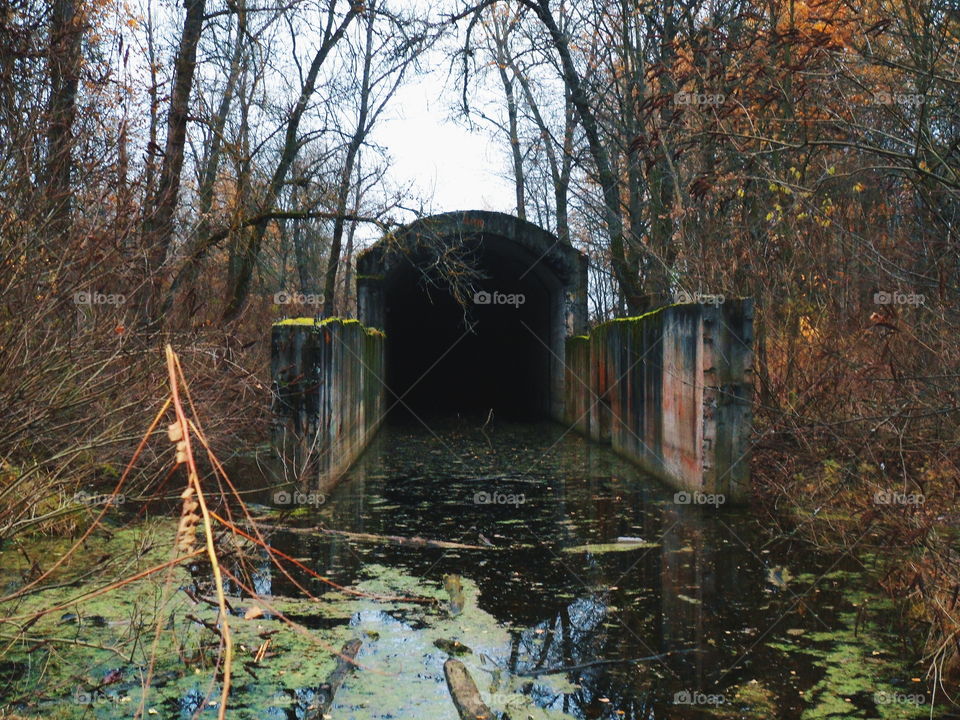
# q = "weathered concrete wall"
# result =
<box><xmin>270</xmin><ymin>318</ymin><xmax>385</xmax><ymax>492</ymax></box>
<box><xmin>564</xmin><ymin>336</ymin><xmax>591</xmax><ymax>435</ymax></box>
<box><xmin>564</xmin><ymin>300</ymin><xmax>753</xmax><ymax>502</ymax></box>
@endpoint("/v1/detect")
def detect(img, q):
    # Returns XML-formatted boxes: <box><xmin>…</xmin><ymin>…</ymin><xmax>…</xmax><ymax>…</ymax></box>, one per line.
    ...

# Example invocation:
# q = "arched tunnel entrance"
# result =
<box><xmin>356</xmin><ymin>211</ymin><xmax>588</xmax><ymax>421</ymax></box>
<box><xmin>381</xmin><ymin>237</ymin><xmax>553</xmax><ymax>418</ymax></box>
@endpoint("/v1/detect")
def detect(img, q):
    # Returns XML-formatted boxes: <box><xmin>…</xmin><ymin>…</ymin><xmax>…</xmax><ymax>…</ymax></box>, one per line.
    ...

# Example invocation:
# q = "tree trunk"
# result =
<box><xmin>510</xmin><ymin>62</ymin><xmax>571</xmax><ymax>241</ymax></box>
<box><xmin>45</xmin><ymin>0</ymin><xmax>84</xmax><ymax>242</ymax></box>
<box><xmin>339</xmin><ymin>159</ymin><xmax>363</xmax><ymax>314</ymax></box>
<box><xmin>161</xmin><ymin>6</ymin><xmax>246</xmax><ymax>323</ymax></box>
<box><xmin>321</xmin><ymin>6</ymin><xmax>374</xmax><ymax>318</ymax></box>
<box><xmin>140</xmin><ymin>0</ymin><xmax>207</xmax><ymax>326</ymax></box>
<box><xmin>291</xmin><ymin>185</ymin><xmax>317</xmax><ymax>295</ymax></box>
<box><xmin>496</xmin><ymin>64</ymin><xmax>525</xmax><ymax>220</ymax></box>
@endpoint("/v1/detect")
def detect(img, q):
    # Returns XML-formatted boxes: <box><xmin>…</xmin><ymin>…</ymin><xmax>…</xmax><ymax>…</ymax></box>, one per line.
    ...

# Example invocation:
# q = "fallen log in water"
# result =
<box><xmin>317</xmin><ymin>527</ymin><xmax>493</xmax><ymax>550</ymax></box>
<box><xmin>444</xmin><ymin>659</ymin><xmax>494</xmax><ymax>720</ymax></box>
<box><xmin>305</xmin><ymin>638</ymin><xmax>362</xmax><ymax>720</ymax></box>
<box><xmin>249</xmin><ymin>522</ymin><xmax>493</xmax><ymax>551</ymax></box>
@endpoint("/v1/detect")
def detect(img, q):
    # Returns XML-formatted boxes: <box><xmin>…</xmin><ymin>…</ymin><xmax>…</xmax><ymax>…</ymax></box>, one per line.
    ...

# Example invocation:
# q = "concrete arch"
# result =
<box><xmin>356</xmin><ymin>211</ymin><xmax>588</xmax><ymax>420</ymax></box>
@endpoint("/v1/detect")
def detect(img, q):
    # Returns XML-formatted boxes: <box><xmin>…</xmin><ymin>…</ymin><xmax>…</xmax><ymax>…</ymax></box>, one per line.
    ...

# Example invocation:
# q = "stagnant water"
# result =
<box><xmin>3</xmin><ymin>419</ymin><xmax>955</xmax><ymax>719</ymax></box>
<box><xmin>246</xmin><ymin>419</ymin><xmax>955</xmax><ymax>720</ymax></box>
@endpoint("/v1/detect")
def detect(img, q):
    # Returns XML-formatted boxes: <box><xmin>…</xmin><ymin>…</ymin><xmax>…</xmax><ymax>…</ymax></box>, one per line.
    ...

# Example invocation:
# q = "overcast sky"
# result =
<box><xmin>370</xmin><ymin>61</ymin><xmax>517</xmax><ymax>219</ymax></box>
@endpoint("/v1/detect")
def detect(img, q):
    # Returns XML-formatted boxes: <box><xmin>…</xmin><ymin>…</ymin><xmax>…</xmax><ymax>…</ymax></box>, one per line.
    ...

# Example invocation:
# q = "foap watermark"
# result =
<box><xmin>74</xmin><ymin>291</ymin><xmax>126</xmax><ymax>307</ymax></box>
<box><xmin>675</xmin><ymin>290</ymin><xmax>725</xmax><ymax>305</ymax></box>
<box><xmin>873</xmin><ymin>290</ymin><xmax>925</xmax><ymax>306</ymax></box>
<box><xmin>73</xmin><ymin>491</ymin><xmax>125</xmax><ymax>507</ymax></box>
<box><xmin>674</xmin><ymin>490</ymin><xmax>725</xmax><ymax>507</ymax></box>
<box><xmin>474</xmin><ymin>490</ymin><xmax>525</xmax><ymax>506</ymax></box>
<box><xmin>274</xmin><ymin>290</ymin><xmax>324</xmax><ymax>306</ymax></box>
<box><xmin>273</xmin><ymin>489</ymin><xmax>326</xmax><ymax>506</ymax></box>
<box><xmin>873</xmin><ymin>490</ymin><xmax>924</xmax><ymax>506</ymax></box>
<box><xmin>673</xmin><ymin>92</ymin><xmax>725</xmax><ymax>107</ymax></box>
<box><xmin>473</xmin><ymin>290</ymin><xmax>525</xmax><ymax>308</ymax></box>
<box><xmin>674</xmin><ymin>690</ymin><xmax>725</xmax><ymax>706</ymax></box>
<box><xmin>73</xmin><ymin>689</ymin><xmax>125</xmax><ymax>705</ymax></box>
<box><xmin>868</xmin><ymin>92</ymin><xmax>924</xmax><ymax>106</ymax></box>
<box><xmin>874</xmin><ymin>691</ymin><xmax>925</xmax><ymax>706</ymax></box>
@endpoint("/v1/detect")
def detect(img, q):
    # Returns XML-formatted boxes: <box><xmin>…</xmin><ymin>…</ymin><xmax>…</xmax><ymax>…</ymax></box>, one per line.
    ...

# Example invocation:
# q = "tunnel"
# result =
<box><xmin>356</xmin><ymin>211</ymin><xmax>588</xmax><ymax>421</ymax></box>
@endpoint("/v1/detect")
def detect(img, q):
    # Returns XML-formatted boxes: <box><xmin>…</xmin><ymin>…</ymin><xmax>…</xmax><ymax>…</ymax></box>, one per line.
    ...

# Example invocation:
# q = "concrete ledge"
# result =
<box><xmin>270</xmin><ymin>318</ymin><xmax>385</xmax><ymax>492</ymax></box>
<box><xmin>564</xmin><ymin>300</ymin><xmax>754</xmax><ymax>503</ymax></box>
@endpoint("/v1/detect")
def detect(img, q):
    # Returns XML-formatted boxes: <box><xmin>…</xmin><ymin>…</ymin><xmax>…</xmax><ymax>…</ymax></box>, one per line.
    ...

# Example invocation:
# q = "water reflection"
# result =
<box><xmin>239</xmin><ymin>419</ymin><xmax>936</xmax><ymax>720</ymax></box>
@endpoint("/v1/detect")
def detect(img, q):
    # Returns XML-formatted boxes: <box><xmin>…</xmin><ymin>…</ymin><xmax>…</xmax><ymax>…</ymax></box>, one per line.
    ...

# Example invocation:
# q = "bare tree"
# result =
<box><xmin>488</xmin><ymin>0</ymin><xmax>647</xmax><ymax>311</ymax></box>
<box><xmin>139</xmin><ymin>0</ymin><xmax>208</xmax><ymax>325</ymax></box>
<box><xmin>221</xmin><ymin>0</ymin><xmax>360</xmax><ymax>321</ymax></box>
<box><xmin>159</xmin><ymin>0</ymin><xmax>256</xmax><ymax>322</ymax></box>
<box><xmin>321</xmin><ymin>0</ymin><xmax>421</xmax><ymax>316</ymax></box>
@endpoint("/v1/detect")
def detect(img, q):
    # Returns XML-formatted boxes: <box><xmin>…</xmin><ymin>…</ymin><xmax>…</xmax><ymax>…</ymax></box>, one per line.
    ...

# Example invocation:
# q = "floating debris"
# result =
<box><xmin>443</xmin><ymin>573</ymin><xmax>466</xmax><ymax>615</ymax></box>
<box><xmin>433</xmin><ymin>638</ymin><xmax>473</xmax><ymax>656</ymax></box>
<box><xmin>562</xmin><ymin>540</ymin><xmax>660</xmax><ymax>554</ymax></box>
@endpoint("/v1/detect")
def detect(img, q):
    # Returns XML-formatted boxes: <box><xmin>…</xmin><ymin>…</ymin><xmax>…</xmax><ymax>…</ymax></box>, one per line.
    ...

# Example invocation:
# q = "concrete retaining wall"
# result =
<box><xmin>564</xmin><ymin>300</ymin><xmax>753</xmax><ymax>502</ymax></box>
<box><xmin>270</xmin><ymin>318</ymin><xmax>385</xmax><ymax>492</ymax></box>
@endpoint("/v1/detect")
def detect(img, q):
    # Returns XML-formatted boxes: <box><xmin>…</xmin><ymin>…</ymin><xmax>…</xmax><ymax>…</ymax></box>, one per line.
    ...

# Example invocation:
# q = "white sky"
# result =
<box><xmin>371</xmin><ymin>64</ymin><xmax>517</xmax><ymax>219</ymax></box>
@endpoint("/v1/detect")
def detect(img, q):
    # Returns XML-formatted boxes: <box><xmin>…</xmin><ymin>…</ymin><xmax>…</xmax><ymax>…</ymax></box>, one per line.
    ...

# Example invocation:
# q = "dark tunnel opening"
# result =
<box><xmin>383</xmin><ymin>235</ymin><xmax>557</xmax><ymax>421</ymax></box>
